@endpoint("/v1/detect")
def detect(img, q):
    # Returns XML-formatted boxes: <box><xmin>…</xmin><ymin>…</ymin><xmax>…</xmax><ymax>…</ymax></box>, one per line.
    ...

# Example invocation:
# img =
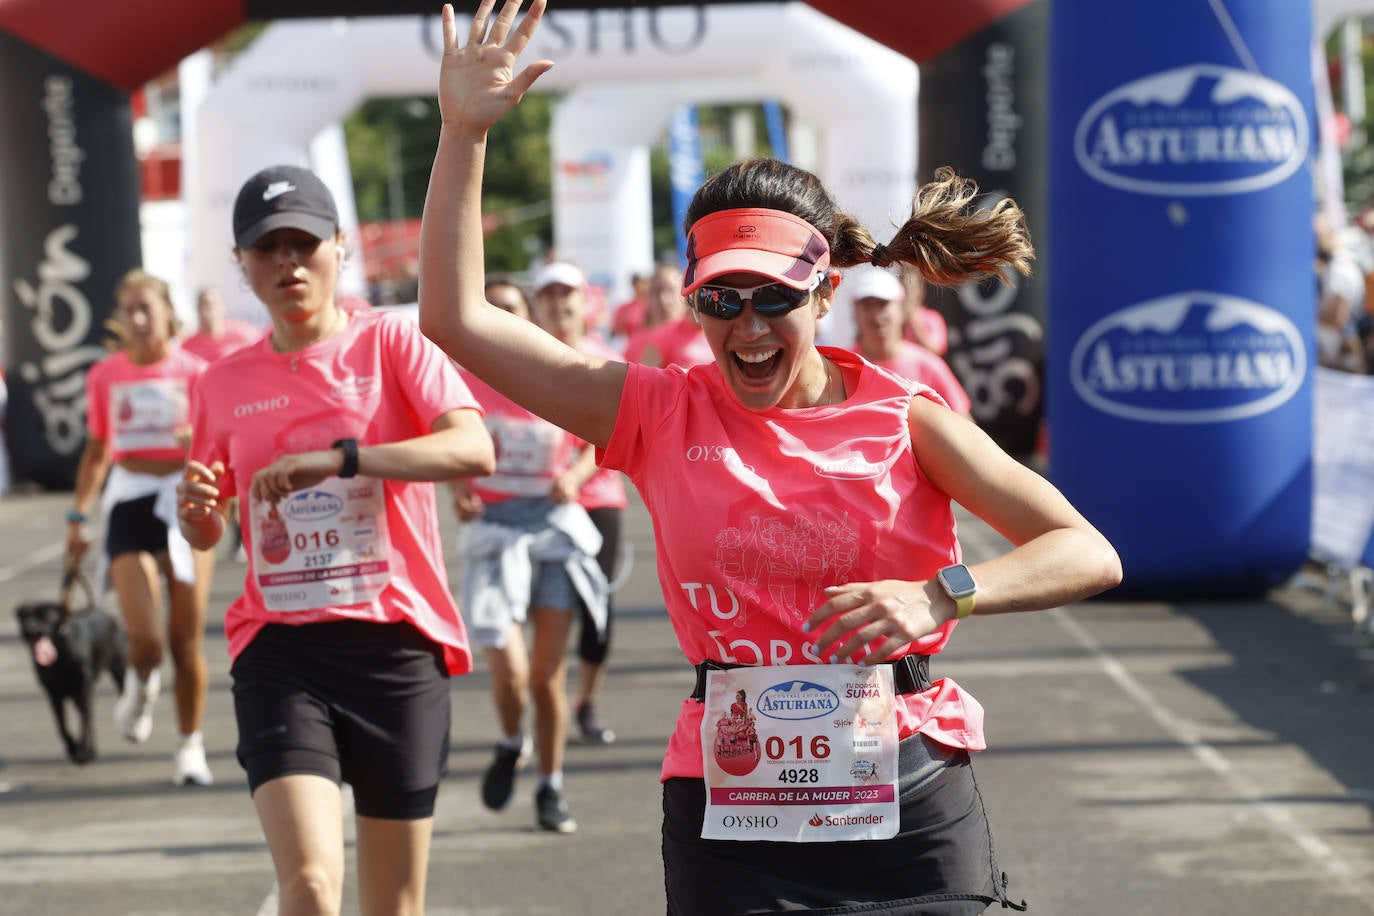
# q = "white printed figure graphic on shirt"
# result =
<box><xmin>709</xmin><ymin>500</ymin><xmax>863</xmax><ymax>627</ymax></box>
<box><xmin>110</xmin><ymin>378</ymin><xmax>189</xmax><ymax>452</ymax></box>
<box><xmin>822</xmin><ymin>514</ymin><xmax>858</xmax><ymax>583</ymax></box>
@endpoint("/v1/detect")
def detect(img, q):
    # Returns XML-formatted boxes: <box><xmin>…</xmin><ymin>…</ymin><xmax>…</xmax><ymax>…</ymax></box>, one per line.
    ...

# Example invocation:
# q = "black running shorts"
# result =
<box><xmin>231</xmin><ymin>619</ymin><xmax>451</xmax><ymax>820</ymax></box>
<box><xmin>106</xmin><ymin>494</ymin><xmax>168</xmax><ymax>559</ymax></box>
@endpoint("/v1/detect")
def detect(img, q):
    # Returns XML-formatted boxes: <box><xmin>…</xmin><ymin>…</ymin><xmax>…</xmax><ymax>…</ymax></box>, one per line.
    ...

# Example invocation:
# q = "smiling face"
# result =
<box><xmin>237</xmin><ymin>227</ymin><xmax>343</xmax><ymax>328</ymax></box>
<box><xmin>696</xmin><ymin>271</ymin><xmax>834</xmax><ymax>412</ymax></box>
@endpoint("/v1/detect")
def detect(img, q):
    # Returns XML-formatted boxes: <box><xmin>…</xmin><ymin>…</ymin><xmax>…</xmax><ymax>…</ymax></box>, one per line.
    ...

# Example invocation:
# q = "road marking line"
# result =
<box><xmin>1051</xmin><ymin>606</ymin><xmax>1374</xmax><ymax>908</ymax></box>
<box><xmin>0</xmin><ymin>542</ymin><xmax>65</xmax><ymax>585</ymax></box>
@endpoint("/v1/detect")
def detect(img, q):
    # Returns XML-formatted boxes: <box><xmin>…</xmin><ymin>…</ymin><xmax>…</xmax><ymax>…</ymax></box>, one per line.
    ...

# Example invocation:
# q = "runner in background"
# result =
<box><xmin>623</xmin><ymin>263</ymin><xmax>683</xmax><ymax>364</ymax></box>
<box><xmin>417</xmin><ymin>4</ymin><xmax>1121</xmax><ymax>911</ymax></box>
<box><xmin>847</xmin><ymin>266</ymin><xmax>972</xmax><ymax>415</ymax></box>
<box><xmin>611</xmin><ymin>270</ymin><xmax>651</xmax><ymax>341</ymax></box>
<box><xmin>529</xmin><ymin>261</ymin><xmax>626</xmax><ymax>744</ymax></box>
<box><xmin>180</xmin><ymin>287</ymin><xmax>262</xmax><ymax>363</ymax></box>
<box><xmin>65</xmin><ymin>269</ymin><xmax>215</xmax><ymax>785</ymax></box>
<box><xmin>452</xmin><ymin>272</ymin><xmax>608</xmax><ymax>831</ymax></box>
<box><xmin>180</xmin><ymin>286</ymin><xmax>262</xmax><ymax>563</ymax></box>
<box><xmin>627</xmin><ymin>263</ymin><xmax>713</xmax><ymax>368</ymax></box>
<box><xmin>177</xmin><ymin>164</ymin><xmax>495</xmax><ymax>916</ymax></box>
<box><xmin>900</xmin><ymin>269</ymin><xmax>949</xmax><ymax>356</ymax></box>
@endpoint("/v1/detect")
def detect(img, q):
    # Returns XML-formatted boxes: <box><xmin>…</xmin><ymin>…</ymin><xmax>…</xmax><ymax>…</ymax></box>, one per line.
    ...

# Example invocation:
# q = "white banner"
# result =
<box><xmin>1311</xmin><ymin>367</ymin><xmax>1374</xmax><ymax>568</ymax></box>
<box><xmin>189</xmin><ymin>4</ymin><xmax>916</xmax><ymax>320</ymax></box>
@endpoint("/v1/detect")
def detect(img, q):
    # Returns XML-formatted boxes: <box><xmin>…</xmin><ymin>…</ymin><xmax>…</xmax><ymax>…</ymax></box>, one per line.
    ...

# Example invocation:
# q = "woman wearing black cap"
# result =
<box><xmin>176</xmin><ymin>163</ymin><xmax>495</xmax><ymax>916</ymax></box>
<box><xmin>418</xmin><ymin>2</ymin><xmax>1122</xmax><ymax>913</ymax></box>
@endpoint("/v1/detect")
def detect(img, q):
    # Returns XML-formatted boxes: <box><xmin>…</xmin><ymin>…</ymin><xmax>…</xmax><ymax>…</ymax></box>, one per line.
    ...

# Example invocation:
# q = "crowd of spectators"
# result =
<box><xmin>1316</xmin><ymin>209</ymin><xmax>1374</xmax><ymax>373</ymax></box>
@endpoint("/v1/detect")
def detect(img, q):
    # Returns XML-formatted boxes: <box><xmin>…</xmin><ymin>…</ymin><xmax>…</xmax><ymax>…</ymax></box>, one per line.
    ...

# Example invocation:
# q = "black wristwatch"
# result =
<box><xmin>331</xmin><ymin>438</ymin><xmax>360</xmax><ymax>479</ymax></box>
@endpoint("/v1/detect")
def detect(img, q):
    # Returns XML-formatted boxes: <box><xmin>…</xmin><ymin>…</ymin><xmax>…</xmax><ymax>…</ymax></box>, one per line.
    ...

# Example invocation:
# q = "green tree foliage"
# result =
<box><xmin>342</xmin><ymin>95</ymin><xmax>786</xmax><ymax>277</ymax></box>
<box><xmin>343</xmin><ymin>93</ymin><xmax>556</xmax><ymax>273</ymax></box>
<box><xmin>1327</xmin><ymin>25</ymin><xmax>1374</xmax><ymax>213</ymax></box>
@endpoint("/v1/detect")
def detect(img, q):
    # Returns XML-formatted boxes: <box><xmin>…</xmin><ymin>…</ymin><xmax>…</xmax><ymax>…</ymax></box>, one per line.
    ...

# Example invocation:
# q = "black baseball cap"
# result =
<box><xmin>232</xmin><ymin>165</ymin><xmax>339</xmax><ymax>249</ymax></box>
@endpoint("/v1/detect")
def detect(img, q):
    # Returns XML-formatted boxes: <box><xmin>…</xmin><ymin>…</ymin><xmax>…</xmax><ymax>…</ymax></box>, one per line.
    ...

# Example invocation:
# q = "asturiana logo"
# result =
<box><xmin>813</xmin><ymin>456</ymin><xmax>885</xmax><ymax>480</ymax></box>
<box><xmin>1075</xmin><ymin>64</ymin><xmax>1308</xmax><ymax>196</ymax></box>
<box><xmin>283</xmin><ymin>490</ymin><xmax>345</xmax><ymax>522</ymax></box>
<box><xmin>1069</xmin><ymin>291</ymin><xmax>1305</xmax><ymax>424</ymax></box>
<box><xmin>757</xmin><ymin>680</ymin><xmax>840</xmax><ymax>721</ymax></box>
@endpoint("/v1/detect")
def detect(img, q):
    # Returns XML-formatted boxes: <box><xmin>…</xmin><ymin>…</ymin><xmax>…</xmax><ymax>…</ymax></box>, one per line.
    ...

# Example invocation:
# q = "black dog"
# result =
<box><xmin>15</xmin><ymin>576</ymin><xmax>126</xmax><ymax>765</ymax></box>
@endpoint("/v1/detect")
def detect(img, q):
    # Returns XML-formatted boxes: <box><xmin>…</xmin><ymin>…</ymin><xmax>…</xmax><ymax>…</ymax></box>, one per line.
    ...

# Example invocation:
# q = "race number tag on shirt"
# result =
<box><xmin>700</xmin><ymin>664</ymin><xmax>899</xmax><ymax>842</ymax></box>
<box><xmin>252</xmin><ymin>477</ymin><xmax>391</xmax><ymax>612</ymax></box>
<box><xmin>484</xmin><ymin>414</ymin><xmax>564</xmax><ymax>497</ymax></box>
<box><xmin>110</xmin><ymin>379</ymin><xmax>188</xmax><ymax>452</ymax></box>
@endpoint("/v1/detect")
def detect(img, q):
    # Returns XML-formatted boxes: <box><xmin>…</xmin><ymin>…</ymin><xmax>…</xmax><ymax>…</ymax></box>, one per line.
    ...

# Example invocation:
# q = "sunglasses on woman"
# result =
<box><xmin>690</xmin><ymin>271</ymin><xmax>824</xmax><ymax>320</ymax></box>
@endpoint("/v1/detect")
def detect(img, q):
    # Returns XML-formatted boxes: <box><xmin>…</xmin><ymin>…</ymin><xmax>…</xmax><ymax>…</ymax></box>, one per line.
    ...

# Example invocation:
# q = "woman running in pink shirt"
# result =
<box><xmin>418</xmin><ymin>3</ymin><xmax>1122</xmax><ymax>913</ymax></box>
<box><xmin>176</xmin><ymin>164</ymin><xmax>495</xmax><ymax>916</ymax></box>
<box><xmin>528</xmin><ymin>262</ymin><xmax>628</xmax><ymax>745</ymax></box>
<box><xmin>66</xmin><ymin>269</ymin><xmax>215</xmax><ymax>783</ymax></box>
<box><xmin>847</xmin><ymin>265</ymin><xmax>973</xmax><ymax>416</ymax></box>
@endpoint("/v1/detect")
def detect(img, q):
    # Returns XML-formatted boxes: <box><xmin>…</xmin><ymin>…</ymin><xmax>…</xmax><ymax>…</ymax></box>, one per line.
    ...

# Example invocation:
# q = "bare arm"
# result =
<box><xmin>550</xmin><ymin>442</ymin><xmax>597</xmax><ymax>503</ymax></box>
<box><xmin>65</xmin><ymin>437</ymin><xmax>111</xmax><ymax>565</ymax></box>
<box><xmin>807</xmin><ymin>397</ymin><xmax>1122</xmax><ymax>664</ymax></box>
<box><xmin>908</xmin><ymin>397</ymin><xmax>1121</xmax><ymax>614</ymax></box>
<box><xmin>250</xmin><ymin>408</ymin><xmax>496</xmax><ymax>504</ymax></box>
<box><xmin>178</xmin><ymin>459</ymin><xmax>230</xmax><ymax>551</ymax></box>
<box><xmin>418</xmin><ymin>0</ymin><xmax>626</xmax><ymax>448</ymax></box>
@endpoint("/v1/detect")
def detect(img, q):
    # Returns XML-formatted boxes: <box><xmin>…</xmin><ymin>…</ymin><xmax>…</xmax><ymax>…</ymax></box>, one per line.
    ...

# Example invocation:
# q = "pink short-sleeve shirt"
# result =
<box><xmin>576</xmin><ymin>336</ymin><xmax>628</xmax><ymax>510</ymax></box>
<box><xmin>459</xmin><ymin>369</ymin><xmax>579</xmax><ymax>504</ymax></box>
<box><xmin>86</xmin><ymin>346</ymin><xmax>207</xmax><ymax>464</ymax></box>
<box><xmin>189</xmin><ymin>311</ymin><xmax>481</xmax><ymax>674</ymax></box>
<box><xmin>598</xmin><ymin>346</ymin><xmax>986</xmax><ymax>779</ymax></box>
<box><xmin>873</xmin><ymin>341</ymin><xmax>972</xmax><ymax>415</ymax></box>
<box><xmin>181</xmin><ymin>319</ymin><xmax>263</xmax><ymax>363</ymax></box>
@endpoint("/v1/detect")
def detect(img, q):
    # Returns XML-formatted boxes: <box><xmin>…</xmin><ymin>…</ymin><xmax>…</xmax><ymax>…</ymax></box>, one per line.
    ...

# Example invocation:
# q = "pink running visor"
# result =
<box><xmin>681</xmin><ymin>208</ymin><xmax>831</xmax><ymax>295</ymax></box>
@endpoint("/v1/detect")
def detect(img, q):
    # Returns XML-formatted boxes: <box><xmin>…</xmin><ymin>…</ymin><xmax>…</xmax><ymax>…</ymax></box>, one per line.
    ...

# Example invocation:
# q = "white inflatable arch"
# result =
<box><xmin>190</xmin><ymin>3</ymin><xmax>917</xmax><ymax>328</ymax></box>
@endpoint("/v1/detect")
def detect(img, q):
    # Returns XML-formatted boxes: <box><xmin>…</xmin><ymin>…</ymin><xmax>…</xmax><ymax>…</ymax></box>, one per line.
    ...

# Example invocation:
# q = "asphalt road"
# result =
<box><xmin>2</xmin><ymin>487</ymin><xmax>1373</xmax><ymax>915</ymax></box>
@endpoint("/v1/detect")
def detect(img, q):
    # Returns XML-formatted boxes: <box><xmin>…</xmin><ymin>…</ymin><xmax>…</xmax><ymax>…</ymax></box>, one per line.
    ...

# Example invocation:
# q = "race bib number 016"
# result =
<box><xmin>700</xmin><ymin>664</ymin><xmax>899</xmax><ymax>843</ymax></box>
<box><xmin>253</xmin><ymin>477</ymin><xmax>391</xmax><ymax>612</ymax></box>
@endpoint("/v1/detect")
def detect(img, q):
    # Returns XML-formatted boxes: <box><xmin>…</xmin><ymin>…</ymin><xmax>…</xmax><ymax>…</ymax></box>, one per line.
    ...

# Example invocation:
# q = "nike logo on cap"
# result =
<box><xmin>262</xmin><ymin>181</ymin><xmax>296</xmax><ymax>201</ymax></box>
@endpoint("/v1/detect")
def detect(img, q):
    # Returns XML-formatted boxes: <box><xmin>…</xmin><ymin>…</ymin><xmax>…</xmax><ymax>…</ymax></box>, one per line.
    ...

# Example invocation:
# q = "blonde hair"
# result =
<box><xmin>107</xmin><ymin>269</ymin><xmax>182</xmax><ymax>349</ymax></box>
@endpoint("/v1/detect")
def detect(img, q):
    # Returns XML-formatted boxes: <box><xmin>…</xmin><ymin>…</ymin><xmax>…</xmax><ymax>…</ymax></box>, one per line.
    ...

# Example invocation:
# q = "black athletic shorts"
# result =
<box><xmin>230</xmin><ymin>618</ymin><xmax>451</xmax><ymax>820</ymax></box>
<box><xmin>106</xmin><ymin>494</ymin><xmax>168</xmax><ymax>558</ymax></box>
<box><xmin>662</xmin><ymin>734</ymin><xmax>1026</xmax><ymax>915</ymax></box>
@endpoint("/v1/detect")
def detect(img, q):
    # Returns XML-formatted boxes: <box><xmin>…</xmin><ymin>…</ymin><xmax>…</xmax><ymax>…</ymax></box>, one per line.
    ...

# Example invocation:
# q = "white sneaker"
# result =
<box><xmin>173</xmin><ymin>735</ymin><xmax>214</xmax><ymax>787</ymax></box>
<box><xmin>113</xmin><ymin>668</ymin><xmax>161</xmax><ymax>744</ymax></box>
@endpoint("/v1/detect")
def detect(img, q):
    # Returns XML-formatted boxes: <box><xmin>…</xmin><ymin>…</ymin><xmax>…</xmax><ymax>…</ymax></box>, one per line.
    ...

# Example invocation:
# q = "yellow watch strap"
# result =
<box><xmin>953</xmin><ymin>592</ymin><xmax>976</xmax><ymax>619</ymax></box>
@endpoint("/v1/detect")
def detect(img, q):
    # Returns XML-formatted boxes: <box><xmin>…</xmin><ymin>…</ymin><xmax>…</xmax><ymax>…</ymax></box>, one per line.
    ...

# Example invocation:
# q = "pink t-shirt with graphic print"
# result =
<box><xmin>576</xmin><ymin>336</ymin><xmax>628</xmax><ymax>511</ymax></box>
<box><xmin>189</xmin><ymin>311</ymin><xmax>481</xmax><ymax>675</ymax></box>
<box><xmin>599</xmin><ymin>346</ymin><xmax>986</xmax><ymax>780</ymax></box>
<box><xmin>86</xmin><ymin>345</ymin><xmax>207</xmax><ymax>465</ymax></box>
<box><xmin>872</xmin><ymin>340</ymin><xmax>972</xmax><ymax>415</ymax></box>
<box><xmin>458</xmin><ymin>369</ymin><xmax>578</xmax><ymax>505</ymax></box>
